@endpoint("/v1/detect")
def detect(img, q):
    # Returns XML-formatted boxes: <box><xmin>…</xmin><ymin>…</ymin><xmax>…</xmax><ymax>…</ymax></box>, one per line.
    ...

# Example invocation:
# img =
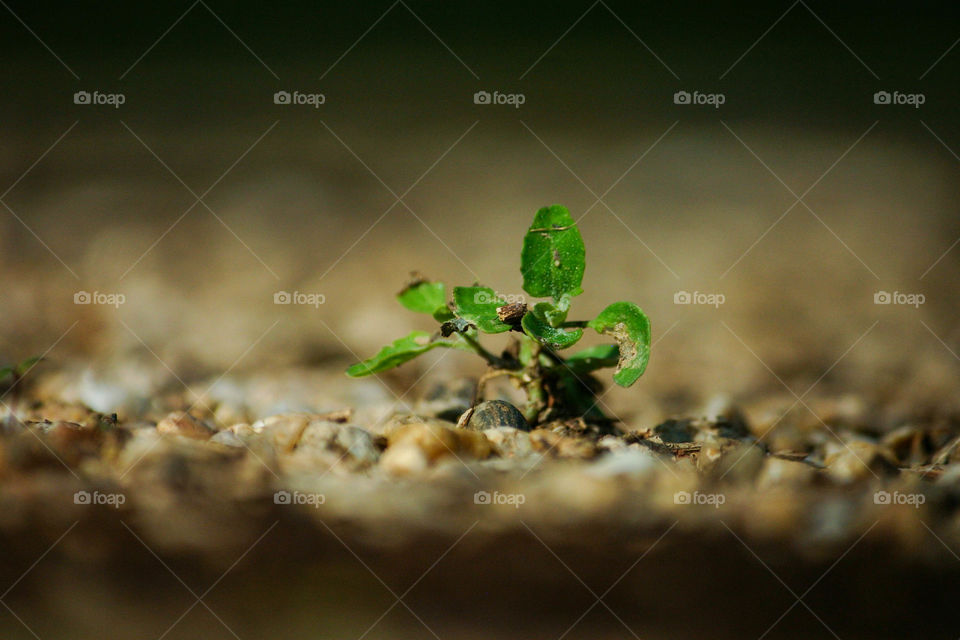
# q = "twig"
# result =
<box><xmin>474</xmin><ymin>369</ymin><xmax>518</xmax><ymax>404</ymax></box>
<box><xmin>456</xmin><ymin>407</ymin><xmax>474</xmax><ymax>429</ymax></box>
<box><xmin>458</xmin><ymin>369</ymin><xmax>520</xmax><ymax>429</ymax></box>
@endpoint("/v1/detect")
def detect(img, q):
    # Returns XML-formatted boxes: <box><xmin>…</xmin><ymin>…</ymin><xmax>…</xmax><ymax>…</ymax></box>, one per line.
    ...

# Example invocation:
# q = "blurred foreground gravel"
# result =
<box><xmin>1</xmin><ymin>361</ymin><xmax>959</xmax><ymax>640</ymax></box>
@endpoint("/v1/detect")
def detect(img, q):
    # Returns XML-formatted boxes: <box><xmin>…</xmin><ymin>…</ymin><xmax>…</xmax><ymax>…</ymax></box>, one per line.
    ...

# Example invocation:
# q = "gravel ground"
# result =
<box><xmin>2</xmin><ymin>6</ymin><xmax>959</xmax><ymax>636</ymax></box>
<box><xmin>1</xmin><ymin>361</ymin><xmax>959</xmax><ymax>640</ymax></box>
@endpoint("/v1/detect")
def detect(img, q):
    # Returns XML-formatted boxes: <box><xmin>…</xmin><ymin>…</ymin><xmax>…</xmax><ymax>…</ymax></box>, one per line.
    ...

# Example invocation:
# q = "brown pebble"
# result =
<box><xmin>529</xmin><ymin>428</ymin><xmax>597</xmax><ymax>459</ymax></box>
<box><xmin>387</xmin><ymin>421</ymin><xmax>493</xmax><ymax>462</ymax></box>
<box><xmin>156</xmin><ymin>411</ymin><xmax>215</xmax><ymax>440</ymax></box>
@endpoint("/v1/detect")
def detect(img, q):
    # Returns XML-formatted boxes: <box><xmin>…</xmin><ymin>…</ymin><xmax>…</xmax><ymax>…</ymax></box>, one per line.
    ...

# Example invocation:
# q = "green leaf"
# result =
<box><xmin>537</xmin><ymin>295</ymin><xmax>570</xmax><ymax>327</ymax></box>
<box><xmin>587</xmin><ymin>302</ymin><xmax>651</xmax><ymax>387</ymax></box>
<box><xmin>346</xmin><ymin>331</ymin><xmax>447</xmax><ymax>377</ymax></box>
<box><xmin>565</xmin><ymin>344</ymin><xmax>620</xmax><ymax>374</ymax></box>
<box><xmin>397</xmin><ymin>281</ymin><xmax>447</xmax><ymax>315</ymax></box>
<box><xmin>433</xmin><ymin>307</ymin><xmax>455</xmax><ymax>322</ymax></box>
<box><xmin>0</xmin><ymin>367</ymin><xmax>13</xmax><ymax>381</ymax></box>
<box><xmin>521</xmin><ymin>205</ymin><xmax>585</xmax><ymax>302</ymax></box>
<box><xmin>14</xmin><ymin>356</ymin><xmax>41</xmax><ymax>376</ymax></box>
<box><xmin>522</xmin><ymin>303</ymin><xmax>583</xmax><ymax>350</ymax></box>
<box><xmin>452</xmin><ymin>286</ymin><xmax>511</xmax><ymax>334</ymax></box>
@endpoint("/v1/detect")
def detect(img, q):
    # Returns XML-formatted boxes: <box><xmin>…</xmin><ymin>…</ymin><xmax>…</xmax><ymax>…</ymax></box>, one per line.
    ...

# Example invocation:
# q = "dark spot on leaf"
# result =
<box><xmin>441</xmin><ymin>317</ymin><xmax>475</xmax><ymax>337</ymax></box>
<box><xmin>609</xmin><ymin>322</ymin><xmax>637</xmax><ymax>375</ymax></box>
<box><xmin>398</xmin><ymin>271</ymin><xmax>429</xmax><ymax>296</ymax></box>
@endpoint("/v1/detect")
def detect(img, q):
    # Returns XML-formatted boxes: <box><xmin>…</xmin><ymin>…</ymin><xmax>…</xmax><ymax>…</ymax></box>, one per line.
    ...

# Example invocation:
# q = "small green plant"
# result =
<box><xmin>346</xmin><ymin>205</ymin><xmax>651</xmax><ymax>425</ymax></box>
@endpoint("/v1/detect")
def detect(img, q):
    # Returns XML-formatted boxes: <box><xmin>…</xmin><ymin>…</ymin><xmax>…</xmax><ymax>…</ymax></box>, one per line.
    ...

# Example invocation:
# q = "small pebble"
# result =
<box><xmin>757</xmin><ymin>456</ymin><xmax>819</xmax><ymax>488</ymax></box>
<box><xmin>530</xmin><ymin>428</ymin><xmax>597</xmax><ymax>459</ymax></box>
<box><xmin>823</xmin><ymin>439</ymin><xmax>897</xmax><ymax>482</ymax></box>
<box><xmin>380</xmin><ymin>443</ymin><xmax>430</xmax><ymax>476</ymax></box>
<box><xmin>387</xmin><ymin>421</ymin><xmax>492</xmax><ymax>461</ymax></box>
<box><xmin>210</xmin><ymin>430</ymin><xmax>245</xmax><ymax>447</ymax></box>
<box><xmin>156</xmin><ymin>411</ymin><xmax>215</xmax><ymax>440</ymax></box>
<box><xmin>465</xmin><ymin>400</ymin><xmax>529</xmax><ymax>432</ymax></box>
<box><xmin>482</xmin><ymin>427</ymin><xmax>534</xmax><ymax>458</ymax></box>
<box><xmin>334</xmin><ymin>425</ymin><xmax>380</xmax><ymax>465</ymax></box>
<box><xmin>586</xmin><ymin>448</ymin><xmax>657</xmax><ymax>477</ymax></box>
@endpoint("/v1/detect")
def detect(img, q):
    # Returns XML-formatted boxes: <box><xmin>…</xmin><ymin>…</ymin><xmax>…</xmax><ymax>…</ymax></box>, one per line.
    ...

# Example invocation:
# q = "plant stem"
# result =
<box><xmin>518</xmin><ymin>335</ymin><xmax>546</xmax><ymax>422</ymax></box>
<box><xmin>523</xmin><ymin>378</ymin><xmax>544</xmax><ymax>423</ymax></box>
<box><xmin>559</xmin><ymin>320</ymin><xmax>588</xmax><ymax>328</ymax></box>
<box><xmin>459</xmin><ymin>333</ymin><xmax>508</xmax><ymax>368</ymax></box>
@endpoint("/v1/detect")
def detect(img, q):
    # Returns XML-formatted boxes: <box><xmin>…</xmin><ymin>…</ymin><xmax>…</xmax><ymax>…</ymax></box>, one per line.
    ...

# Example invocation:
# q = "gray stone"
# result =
<box><xmin>653</xmin><ymin>418</ymin><xmax>695</xmax><ymax>443</ymax></box>
<box><xmin>334</xmin><ymin>425</ymin><xmax>381</xmax><ymax>464</ymax></box>
<box><xmin>465</xmin><ymin>400</ymin><xmax>529</xmax><ymax>432</ymax></box>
